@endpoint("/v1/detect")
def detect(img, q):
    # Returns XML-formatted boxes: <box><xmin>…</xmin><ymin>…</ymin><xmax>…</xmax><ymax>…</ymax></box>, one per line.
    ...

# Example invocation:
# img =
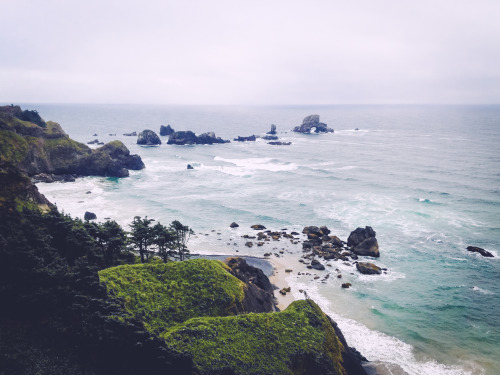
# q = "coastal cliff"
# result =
<box><xmin>0</xmin><ymin>105</ymin><xmax>144</xmax><ymax>179</ymax></box>
<box><xmin>0</xmin><ymin>107</ymin><xmax>367</xmax><ymax>375</ymax></box>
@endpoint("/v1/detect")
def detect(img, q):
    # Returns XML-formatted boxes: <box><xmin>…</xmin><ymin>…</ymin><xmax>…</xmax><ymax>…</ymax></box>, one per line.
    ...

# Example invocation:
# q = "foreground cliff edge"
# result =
<box><xmin>0</xmin><ymin>106</ymin><xmax>367</xmax><ymax>374</ymax></box>
<box><xmin>99</xmin><ymin>259</ymin><xmax>367</xmax><ymax>375</ymax></box>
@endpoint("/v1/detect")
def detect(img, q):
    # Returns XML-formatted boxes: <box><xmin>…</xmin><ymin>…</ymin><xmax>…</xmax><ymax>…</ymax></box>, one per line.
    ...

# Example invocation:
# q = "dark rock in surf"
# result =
<box><xmin>251</xmin><ymin>224</ymin><xmax>266</xmax><ymax>230</ymax></box>
<box><xmin>167</xmin><ymin>131</ymin><xmax>229</xmax><ymax>145</ymax></box>
<box><xmin>84</xmin><ymin>211</ymin><xmax>97</xmax><ymax>221</ymax></box>
<box><xmin>268</xmin><ymin>141</ymin><xmax>291</xmax><ymax>145</ymax></box>
<box><xmin>187</xmin><ymin>164</ymin><xmax>194</xmax><ymax>170</ymax></box>
<box><xmin>234</xmin><ymin>135</ymin><xmax>257</xmax><ymax>142</ymax></box>
<box><xmin>267</xmin><ymin>124</ymin><xmax>277</xmax><ymax>134</ymax></box>
<box><xmin>356</xmin><ymin>262</ymin><xmax>382</xmax><ymax>275</ymax></box>
<box><xmin>293</xmin><ymin>115</ymin><xmax>334</xmax><ymax>134</ymax></box>
<box><xmin>160</xmin><ymin>125</ymin><xmax>174</xmax><ymax>136</ymax></box>
<box><xmin>123</xmin><ymin>131</ymin><xmax>137</xmax><ymax>136</ymax></box>
<box><xmin>467</xmin><ymin>246</ymin><xmax>494</xmax><ymax>257</ymax></box>
<box><xmin>311</xmin><ymin>259</ymin><xmax>325</xmax><ymax>271</ymax></box>
<box><xmin>348</xmin><ymin>226</ymin><xmax>380</xmax><ymax>257</ymax></box>
<box><xmin>137</xmin><ymin>129</ymin><xmax>161</xmax><ymax>145</ymax></box>
<box><xmin>262</xmin><ymin>135</ymin><xmax>279</xmax><ymax>140</ymax></box>
<box><xmin>230</xmin><ymin>222</ymin><xmax>239</xmax><ymax>228</ymax></box>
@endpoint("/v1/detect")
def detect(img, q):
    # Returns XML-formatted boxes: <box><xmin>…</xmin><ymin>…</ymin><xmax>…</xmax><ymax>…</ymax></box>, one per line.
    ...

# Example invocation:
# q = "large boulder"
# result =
<box><xmin>348</xmin><ymin>226</ymin><xmax>380</xmax><ymax>257</ymax></box>
<box><xmin>293</xmin><ymin>114</ymin><xmax>334</xmax><ymax>133</ymax></box>
<box><xmin>159</xmin><ymin>124</ymin><xmax>174</xmax><ymax>136</ymax></box>
<box><xmin>356</xmin><ymin>262</ymin><xmax>382</xmax><ymax>275</ymax></box>
<box><xmin>137</xmin><ymin>129</ymin><xmax>161</xmax><ymax>145</ymax></box>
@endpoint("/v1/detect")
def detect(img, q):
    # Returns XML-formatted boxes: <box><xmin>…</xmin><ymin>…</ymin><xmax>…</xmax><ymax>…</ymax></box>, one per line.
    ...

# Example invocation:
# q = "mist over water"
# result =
<box><xmin>33</xmin><ymin>104</ymin><xmax>500</xmax><ymax>374</ymax></box>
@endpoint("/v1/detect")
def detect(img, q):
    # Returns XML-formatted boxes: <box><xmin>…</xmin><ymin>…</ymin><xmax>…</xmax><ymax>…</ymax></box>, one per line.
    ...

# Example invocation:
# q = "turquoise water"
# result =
<box><xmin>29</xmin><ymin>104</ymin><xmax>500</xmax><ymax>374</ymax></box>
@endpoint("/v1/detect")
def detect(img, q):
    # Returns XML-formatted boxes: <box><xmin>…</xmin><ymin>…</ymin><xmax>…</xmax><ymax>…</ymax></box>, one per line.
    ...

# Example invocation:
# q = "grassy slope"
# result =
<box><xmin>99</xmin><ymin>260</ymin><xmax>345</xmax><ymax>375</ymax></box>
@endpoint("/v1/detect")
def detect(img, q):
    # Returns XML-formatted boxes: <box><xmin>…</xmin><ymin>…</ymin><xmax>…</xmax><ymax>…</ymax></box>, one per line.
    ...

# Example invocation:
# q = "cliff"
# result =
<box><xmin>0</xmin><ymin>105</ymin><xmax>144</xmax><ymax>211</ymax></box>
<box><xmin>100</xmin><ymin>260</ymin><xmax>366</xmax><ymax>375</ymax></box>
<box><xmin>0</xmin><ymin>105</ymin><xmax>144</xmax><ymax>178</ymax></box>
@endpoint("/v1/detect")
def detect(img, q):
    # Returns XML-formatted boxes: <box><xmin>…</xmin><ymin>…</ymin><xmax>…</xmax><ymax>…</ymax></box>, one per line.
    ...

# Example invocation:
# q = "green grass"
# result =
<box><xmin>0</xmin><ymin>130</ymin><xmax>29</xmax><ymax>164</ymax></box>
<box><xmin>99</xmin><ymin>260</ymin><xmax>346</xmax><ymax>375</ymax></box>
<box><xmin>163</xmin><ymin>299</ymin><xmax>345</xmax><ymax>375</ymax></box>
<box><xmin>99</xmin><ymin>260</ymin><xmax>246</xmax><ymax>333</ymax></box>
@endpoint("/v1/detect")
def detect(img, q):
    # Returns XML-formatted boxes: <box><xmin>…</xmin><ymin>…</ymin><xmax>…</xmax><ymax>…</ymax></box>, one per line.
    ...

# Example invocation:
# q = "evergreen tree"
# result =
<box><xmin>152</xmin><ymin>222</ymin><xmax>176</xmax><ymax>263</ymax></box>
<box><xmin>129</xmin><ymin>216</ymin><xmax>154</xmax><ymax>263</ymax></box>
<box><xmin>170</xmin><ymin>220</ymin><xmax>194</xmax><ymax>261</ymax></box>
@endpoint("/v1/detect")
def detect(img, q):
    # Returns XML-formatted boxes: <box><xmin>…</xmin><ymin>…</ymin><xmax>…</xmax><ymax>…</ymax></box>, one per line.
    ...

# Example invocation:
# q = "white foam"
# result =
<box><xmin>287</xmin><ymin>279</ymin><xmax>479</xmax><ymax>375</ymax></box>
<box><xmin>471</xmin><ymin>286</ymin><xmax>494</xmax><ymax>295</ymax></box>
<box><xmin>213</xmin><ymin>156</ymin><xmax>297</xmax><ymax>173</ymax></box>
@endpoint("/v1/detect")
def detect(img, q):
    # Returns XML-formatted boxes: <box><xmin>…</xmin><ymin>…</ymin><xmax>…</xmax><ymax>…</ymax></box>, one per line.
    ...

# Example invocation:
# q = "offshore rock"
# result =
<box><xmin>234</xmin><ymin>135</ymin><xmax>257</xmax><ymax>142</ymax></box>
<box><xmin>167</xmin><ymin>131</ymin><xmax>229</xmax><ymax>145</ymax></box>
<box><xmin>293</xmin><ymin>114</ymin><xmax>334</xmax><ymax>133</ymax></box>
<box><xmin>466</xmin><ymin>246</ymin><xmax>494</xmax><ymax>257</ymax></box>
<box><xmin>160</xmin><ymin>124</ymin><xmax>174</xmax><ymax>136</ymax></box>
<box><xmin>348</xmin><ymin>226</ymin><xmax>380</xmax><ymax>257</ymax></box>
<box><xmin>267</xmin><ymin>124</ymin><xmax>277</xmax><ymax>134</ymax></box>
<box><xmin>84</xmin><ymin>211</ymin><xmax>97</xmax><ymax>221</ymax></box>
<box><xmin>268</xmin><ymin>141</ymin><xmax>291</xmax><ymax>145</ymax></box>
<box><xmin>229</xmin><ymin>222</ymin><xmax>239</xmax><ymax>228</ymax></box>
<box><xmin>137</xmin><ymin>129</ymin><xmax>161</xmax><ymax>145</ymax></box>
<box><xmin>356</xmin><ymin>262</ymin><xmax>382</xmax><ymax>275</ymax></box>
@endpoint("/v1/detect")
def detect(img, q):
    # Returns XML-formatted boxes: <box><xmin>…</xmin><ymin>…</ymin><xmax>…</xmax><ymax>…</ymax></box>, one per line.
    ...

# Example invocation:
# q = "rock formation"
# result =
<box><xmin>467</xmin><ymin>246</ymin><xmax>494</xmax><ymax>257</ymax></box>
<box><xmin>293</xmin><ymin>114</ymin><xmax>334</xmax><ymax>133</ymax></box>
<box><xmin>137</xmin><ymin>129</ymin><xmax>161</xmax><ymax>145</ymax></box>
<box><xmin>356</xmin><ymin>262</ymin><xmax>382</xmax><ymax>275</ymax></box>
<box><xmin>167</xmin><ymin>131</ymin><xmax>229</xmax><ymax>145</ymax></box>
<box><xmin>347</xmin><ymin>226</ymin><xmax>380</xmax><ymax>257</ymax></box>
<box><xmin>159</xmin><ymin>124</ymin><xmax>174</xmax><ymax>136</ymax></box>
<box><xmin>0</xmin><ymin>105</ymin><xmax>145</xmax><ymax>180</ymax></box>
<box><xmin>234</xmin><ymin>135</ymin><xmax>257</xmax><ymax>142</ymax></box>
<box><xmin>267</xmin><ymin>124</ymin><xmax>277</xmax><ymax>134</ymax></box>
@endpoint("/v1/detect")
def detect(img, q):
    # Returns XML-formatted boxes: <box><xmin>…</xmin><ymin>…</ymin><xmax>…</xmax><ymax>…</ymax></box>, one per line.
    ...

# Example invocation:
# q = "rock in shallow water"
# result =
<box><xmin>356</xmin><ymin>262</ymin><xmax>382</xmax><ymax>275</ymax></box>
<box><xmin>137</xmin><ymin>129</ymin><xmax>161</xmax><ymax>145</ymax></box>
<box><xmin>467</xmin><ymin>246</ymin><xmax>494</xmax><ymax>257</ymax></box>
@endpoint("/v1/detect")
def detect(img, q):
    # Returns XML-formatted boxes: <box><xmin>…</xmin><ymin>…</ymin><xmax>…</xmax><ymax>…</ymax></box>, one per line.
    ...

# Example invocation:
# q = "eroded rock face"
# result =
<box><xmin>293</xmin><ymin>114</ymin><xmax>334</xmax><ymax>133</ymax></box>
<box><xmin>348</xmin><ymin>226</ymin><xmax>380</xmax><ymax>257</ymax></box>
<box><xmin>224</xmin><ymin>257</ymin><xmax>276</xmax><ymax>312</ymax></box>
<box><xmin>137</xmin><ymin>129</ymin><xmax>161</xmax><ymax>145</ymax></box>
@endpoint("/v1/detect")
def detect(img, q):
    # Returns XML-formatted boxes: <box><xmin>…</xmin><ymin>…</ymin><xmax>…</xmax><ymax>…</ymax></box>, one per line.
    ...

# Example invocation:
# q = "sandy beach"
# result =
<box><xmin>267</xmin><ymin>256</ymin><xmax>297</xmax><ymax>311</ymax></box>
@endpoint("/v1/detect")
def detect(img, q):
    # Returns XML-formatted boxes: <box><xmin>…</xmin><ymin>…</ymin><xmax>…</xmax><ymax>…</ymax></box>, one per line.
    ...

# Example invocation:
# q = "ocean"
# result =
<box><xmin>27</xmin><ymin>103</ymin><xmax>499</xmax><ymax>374</ymax></box>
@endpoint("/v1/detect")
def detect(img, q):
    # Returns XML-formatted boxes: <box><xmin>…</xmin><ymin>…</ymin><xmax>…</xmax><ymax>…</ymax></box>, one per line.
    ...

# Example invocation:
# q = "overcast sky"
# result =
<box><xmin>1</xmin><ymin>0</ymin><xmax>499</xmax><ymax>105</ymax></box>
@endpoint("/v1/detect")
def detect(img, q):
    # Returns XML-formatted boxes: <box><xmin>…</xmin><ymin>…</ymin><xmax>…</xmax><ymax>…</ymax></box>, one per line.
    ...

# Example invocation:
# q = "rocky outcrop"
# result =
<box><xmin>267</xmin><ymin>124</ymin><xmax>277</xmax><ymax>134</ymax></box>
<box><xmin>137</xmin><ymin>129</ymin><xmax>161</xmax><ymax>145</ymax></box>
<box><xmin>268</xmin><ymin>141</ymin><xmax>291</xmax><ymax>145</ymax></box>
<box><xmin>467</xmin><ymin>246</ymin><xmax>494</xmax><ymax>257</ymax></box>
<box><xmin>234</xmin><ymin>135</ymin><xmax>256</xmax><ymax>142</ymax></box>
<box><xmin>293</xmin><ymin>114</ymin><xmax>334</xmax><ymax>133</ymax></box>
<box><xmin>84</xmin><ymin>211</ymin><xmax>97</xmax><ymax>221</ymax></box>
<box><xmin>167</xmin><ymin>131</ymin><xmax>229</xmax><ymax>145</ymax></box>
<box><xmin>0</xmin><ymin>106</ymin><xmax>145</xmax><ymax>180</ymax></box>
<box><xmin>311</xmin><ymin>259</ymin><xmax>325</xmax><ymax>271</ymax></box>
<box><xmin>224</xmin><ymin>257</ymin><xmax>276</xmax><ymax>312</ymax></box>
<box><xmin>356</xmin><ymin>262</ymin><xmax>382</xmax><ymax>275</ymax></box>
<box><xmin>159</xmin><ymin>124</ymin><xmax>174</xmax><ymax>136</ymax></box>
<box><xmin>230</xmin><ymin>222</ymin><xmax>239</xmax><ymax>228</ymax></box>
<box><xmin>348</xmin><ymin>226</ymin><xmax>380</xmax><ymax>257</ymax></box>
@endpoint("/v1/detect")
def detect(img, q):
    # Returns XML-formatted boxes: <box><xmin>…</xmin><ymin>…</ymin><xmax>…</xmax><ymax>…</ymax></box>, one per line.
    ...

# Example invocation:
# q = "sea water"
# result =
<box><xmin>28</xmin><ymin>104</ymin><xmax>500</xmax><ymax>374</ymax></box>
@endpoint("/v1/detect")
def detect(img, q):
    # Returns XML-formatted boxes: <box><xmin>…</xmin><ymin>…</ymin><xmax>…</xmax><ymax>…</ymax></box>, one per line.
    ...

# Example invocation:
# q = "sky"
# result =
<box><xmin>1</xmin><ymin>0</ymin><xmax>500</xmax><ymax>105</ymax></box>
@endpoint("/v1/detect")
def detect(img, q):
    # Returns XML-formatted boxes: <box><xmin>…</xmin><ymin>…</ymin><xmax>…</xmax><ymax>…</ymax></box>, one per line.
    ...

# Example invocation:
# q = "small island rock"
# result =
<box><xmin>230</xmin><ymin>222</ymin><xmax>239</xmax><ymax>228</ymax></box>
<box><xmin>293</xmin><ymin>115</ymin><xmax>334</xmax><ymax>134</ymax></box>
<box><xmin>137</xmin><ymin>129</ymin><xmax>161</xmax><ymax>145</ymax></box>
<box><xmin>267</xmin><ymin>124</ymin><xmax>277</xmax><ymax>134</ymax></box>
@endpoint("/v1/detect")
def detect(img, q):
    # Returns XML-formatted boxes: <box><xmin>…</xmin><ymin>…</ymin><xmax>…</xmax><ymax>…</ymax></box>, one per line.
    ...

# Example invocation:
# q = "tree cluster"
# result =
<box><xmin>0</xmin><ymin>207</ymin><xmax>194</xmax><ymax>374</ymax></box>
<box><xmin>129</xmin><ymin>216</ymin><xmax>194</xmax><ymax>263</ymax></box>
